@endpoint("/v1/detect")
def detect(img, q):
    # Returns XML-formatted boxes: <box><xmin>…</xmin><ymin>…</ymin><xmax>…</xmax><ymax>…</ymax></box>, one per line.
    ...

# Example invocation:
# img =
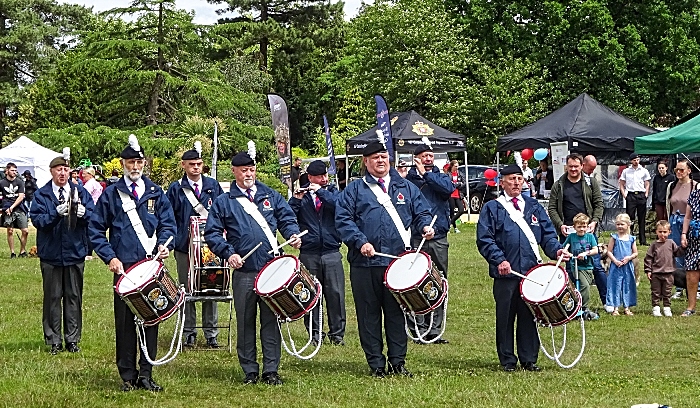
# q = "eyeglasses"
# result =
<box><xmin>675</xmin><ymin>168</ymin><xmax>687</xmax><ymax>172</ymax></box>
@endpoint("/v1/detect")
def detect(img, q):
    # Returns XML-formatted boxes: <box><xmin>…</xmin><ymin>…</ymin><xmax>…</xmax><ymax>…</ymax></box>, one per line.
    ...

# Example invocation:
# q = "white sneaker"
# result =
<box><xmin>604</xmin><ymin>305</ymin><xmax>614</xmax><ymax>313</ymax></box>
<box><xmin>663</xmin><ymin>307</ymin><xmax>672</xmax><ymax>317</ymax></box>
<box><xmin>652</xmin><ymin>306</ymin><xmax>662</xmax><ymax>317</ymax></box>
<box><xmin>454</xmin><ymin>228</ymin><xmax>461</xmax><ymax>234</ymax></box>
<box><xmin>672</xmin><ymin>291</ymin><xmax>683</xmax><ymax>299</ymax></box>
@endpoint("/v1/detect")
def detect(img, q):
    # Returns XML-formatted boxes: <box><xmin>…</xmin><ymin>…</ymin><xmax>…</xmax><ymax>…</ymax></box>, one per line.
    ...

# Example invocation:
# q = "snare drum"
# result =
<box><xmin>188</xmin><ymin>216</ymin><xmax>230</xmax><ymax>295</ymax></box>
<box><xmin>384</xmin><ymin>251</ymin><xmax>447</xmax><ymax>315</ymax></box>
<box><xmin>254</xmin><ymin>255</ymin><xmax>320</xmax><ymax>322</ymax></box>
<box><xmin>520</xmin><ymin>263</ymin><xmax>581</xmax><ymax>327</ymax></box>
<box><xmin>115</xmin><ymin>259</ymin><xmax>185</xmax><ymax>326</ymax></box>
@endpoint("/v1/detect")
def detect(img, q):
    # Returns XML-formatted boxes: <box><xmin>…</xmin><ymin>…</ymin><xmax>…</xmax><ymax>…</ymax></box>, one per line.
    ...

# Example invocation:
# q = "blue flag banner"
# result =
<box><xmin>323</xmin><ymin>115</ymin><xmax>336</xmax><ymax>175</ymax></box>
<box><xmin>374</xmin><ymin>94</ymin><xmax>394</xmax><ymax>159</ymax></box>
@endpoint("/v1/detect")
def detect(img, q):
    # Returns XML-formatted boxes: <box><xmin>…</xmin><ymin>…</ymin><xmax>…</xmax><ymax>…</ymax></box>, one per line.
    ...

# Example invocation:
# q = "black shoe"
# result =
<box><xmin>121</xmin><ymin>379</ymin><xmax>138</xmax><ymax>392</ymax></box>
<box><xmin>18</xmin><ymin>251</ymin><xmax>27</xmax><ymax>258</ymax></box>
<box><xmin>371</xmin><ymin>367</ymin><xmax>387</xmax><ymax>378</ymax></box>
<box><xmin>522</xmin><ymin>362</ymin><xmax>541</xmax><ymax>372</ymax></box>
<box><xmin>329</xmin><ymin>337</ymin><xmax>345</xmax><ymax>346</ymax></box>
<box><xmin>206</xmin><ymin>337</ymin><xmax>220</xmax><ymax>349</ymax></box>
<box><xmin>428</xmin><ymin>335</ymin><xmax>449</xmax><ymax>344</ymax></box>
<box><xmin>311</xmin><ymin>338</ymin><xmax>320</xmax><ymax>347</ymax></box>
<box><xmin>389</xmin><ymin>363</ymin><xmax>413</xmax><ymax>377</ymax></box>
<box><xmin>49</xmin><ymin>343</ymin><xmax>63</xmax><ymax>355</ymax></box>
<box><xmin>10</xmin><ymin>253</ymin><xmax>16</xmax><ymax>259</ymax></box>
<box><xmin>412</xmin><ymin>339</ymin><xmax>427</xmax><ymax>345</ymax></box>
<box><xmin>66</xmin><ymin>342</ymin><xmax>80</xmax><ymax>353</ymax></box>
<box><xmin>502</xmin><ymin>364</ymin><xmax>517</xmax><ymax>372</ymax></box>
<box><xmin>136</xmin><ymin>377</ymin><xmax>163</xmax><ymax>392</ymax></box>
<box><xmin>243</xmin><ymin>372</ymin><xmax>259</xmax><ymax>384</ymax></box>
<box><xmin>261</xmin><ymin>371</ymin><xmax>283</xmax><ymax>385</ymax></box>
<box><xmin>184</xmin><ymin>334</ymin><xmax>196</xmax><ymax>348</ymax></box>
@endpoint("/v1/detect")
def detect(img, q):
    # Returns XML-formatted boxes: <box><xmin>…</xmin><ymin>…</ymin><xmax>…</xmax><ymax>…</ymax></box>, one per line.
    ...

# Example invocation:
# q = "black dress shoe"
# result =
<box><xmin>206</xmin><ymin>337</ymin><xmax>220</xmax><ymax>349</ymax></box>
<box><xmin>329</xmin><ymin>337</ymin><xmax>345</xmax><ymax>346</ymax></box>
<box><xmin>184</xmin><ymin>334</ymin><xmax>196</xmax><ymax>348</ymax></box>
<box><xmin>389</xmin><ymin>363</ymin><xmax>413</xmax><ymax>377</ymax></box>
<box><xmin>522</xmin><ymin>362</ymin><xmax>542</xmax><ymax>372</ymax></box>
<box><xmin>261</xmin><ymin>371</ymin><xmax>283</xmax><ymax>385</ymax></box>
<box><xmin>121</xmin><ymin>379</ymin><xmax>138</xmax><ymax>392</ymax></box>
<box><xmin>371</xmin><ymin>367</ymin><xmax>387</xmax><ymax>378</ymax></box>
<box><xmin>431</xmin><ymin>337</ymin><xmax>449</xmax><ymax>344</ymax></box>
<box><xmin>502</xmin><ymin>364</ymin><xmax>517</xmax><ymax>372</ymax></box>
<box><xmin>66</xmin><ymin>342</ymin><xmax>80</xmax><ymax>353</ymax></box>
<box><xmin>50</xmin><ymin>344</ymin><xmax>63</xmax><ymax>355</ymax></box>
<box><xmin>136</xmin><ymin>377</ymin><xmax>163</xmax><ymax>392</ymax></box>
<box><xmin>243</xmin><ymin>372</ymin><xmax>259</xmax><ymax>384</ymax></box>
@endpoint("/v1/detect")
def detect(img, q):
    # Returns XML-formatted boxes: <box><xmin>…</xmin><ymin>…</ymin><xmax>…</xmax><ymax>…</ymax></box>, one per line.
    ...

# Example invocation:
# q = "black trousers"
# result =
<box><xmin>113</xmin><ymin>265</ymin><xmax>159</xmax><ymax>381</ymax></box>
<box><xmin>493</xmin><ymin>278</ymin><xmax>539</xmax><ymax>366</ymax></box>
<box><xmin>41</xmin><ymin>262</ymin><xmax>84</xmax><ymax>345</ymax></box>
<box><xmin>626</xmin><ymin>192</ymin><xmax>648</xmax><ymax>244</ymax></box>
<box><xmin>350</xmin><ymin>266</ymin><xmax>407</xmax><ymax>370</ymax></box>
<box><xmin>408</xmin><ymin>236</ymin><xmax>449</xmax><ymax>337</ymax></box>
<box><xmin>300</xmin><ymin>251</ymin><xmax>346</xmax><ymax>342</ymax></box>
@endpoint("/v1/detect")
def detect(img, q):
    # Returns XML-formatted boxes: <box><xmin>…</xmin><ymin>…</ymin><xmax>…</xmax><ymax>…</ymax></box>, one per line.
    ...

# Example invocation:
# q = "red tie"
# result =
<box><xmin>131</xmin><ymin>182</ymin><xmax>138</xmax><ymax>200</ymax></box>
<box><xmin>378</xmin><ymin>178</ymin><xmax>387</xmax><ymax>193</ymax></box>
<box><xmin>511</xmin><ymin>196</ymin><xmax>521</xmax><ymax>211</ymax></box>
<box><xmin>314</xmin><ymin>195</ymin><xmax>322</xmax><ymax>212</ymax></box>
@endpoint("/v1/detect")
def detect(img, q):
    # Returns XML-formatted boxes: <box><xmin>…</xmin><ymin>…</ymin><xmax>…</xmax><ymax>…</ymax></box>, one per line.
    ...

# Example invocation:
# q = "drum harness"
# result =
<box><xmin>496</xmin><ymin>195</ymin><xmax>586</xmax><ymax>369</ymax></box>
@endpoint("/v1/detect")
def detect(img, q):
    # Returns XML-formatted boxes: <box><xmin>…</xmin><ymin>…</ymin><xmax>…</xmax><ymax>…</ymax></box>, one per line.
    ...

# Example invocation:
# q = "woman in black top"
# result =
<box><xmin>652</xmin><ymin>160</ymin><xmax>675</xmax><ymax>221</ymax></box>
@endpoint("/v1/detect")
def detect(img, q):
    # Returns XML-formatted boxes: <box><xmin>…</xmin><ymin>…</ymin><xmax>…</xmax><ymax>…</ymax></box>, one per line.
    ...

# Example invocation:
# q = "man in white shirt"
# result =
<box><xmin>619</xmin><ymin>153</ymin><xmax>651</xmax><ymax>245</ymax></box>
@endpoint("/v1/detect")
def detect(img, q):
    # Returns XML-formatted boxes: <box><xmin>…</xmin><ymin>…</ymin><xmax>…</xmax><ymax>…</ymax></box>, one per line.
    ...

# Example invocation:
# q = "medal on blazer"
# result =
<box><xmin>147</xmin><ymin>198</ymin><xmax>156</xmax><ymax>214</ymax></box>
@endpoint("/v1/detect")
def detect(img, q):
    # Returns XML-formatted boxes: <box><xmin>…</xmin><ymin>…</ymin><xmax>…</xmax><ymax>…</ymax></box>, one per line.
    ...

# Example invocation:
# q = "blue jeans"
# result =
<box><xmin>670</xmin><ymin>212</ymin><xmax>685</xmax><ymax>269</ymax></box>
<box><xmin>561</xmin><ymin>234</ymin><xmax>607</xmax><ymax>304</ymax></box>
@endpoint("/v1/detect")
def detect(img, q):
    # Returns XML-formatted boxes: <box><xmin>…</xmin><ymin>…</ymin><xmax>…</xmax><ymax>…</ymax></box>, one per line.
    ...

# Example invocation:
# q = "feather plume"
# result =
<box><xmin>514</xmin><ymin>151</ymin><xmax>523</xmax><ymax>168</ymax></box>
<box><xmin>247</xmin><ymin>140</ymin><xmax>256</xmax><ymax>162</ymax></box>
<box><xmin>128</xmin><ymin>134</ymin><xmax>141</xmax><ymax>152</ymax></box>
<box><xmin>194</xmin><ymin>141</ymin><xmax>202</xmax><ymax>155</ymax></box>
<box><xmin>62</xmin><ymin>147</ymin><xmax>70</xmax><ymax>161</ymax></box>
<box><xmin>421</xmin><ymin>136</ymin><xmax>432</xmax><ymax>148</ymax></box>
<box><xmin>375</xmin><ymin>130</ymin><xmax>386</xmax><ymax>148</ymax></box>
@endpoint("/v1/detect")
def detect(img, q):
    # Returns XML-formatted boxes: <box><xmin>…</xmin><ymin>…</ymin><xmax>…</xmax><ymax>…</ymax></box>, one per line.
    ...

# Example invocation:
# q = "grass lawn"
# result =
<box><xmin>0</xmin><ymin>224</ymin><xmax>696</xmax><ymax>407</ymax></box>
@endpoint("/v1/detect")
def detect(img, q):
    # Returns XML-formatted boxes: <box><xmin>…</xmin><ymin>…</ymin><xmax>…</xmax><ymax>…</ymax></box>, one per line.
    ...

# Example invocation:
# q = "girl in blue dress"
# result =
<box><xmin>606</xmin><ymin>213</ymin><xmax>639</xmax><ymax>315</ymax></box>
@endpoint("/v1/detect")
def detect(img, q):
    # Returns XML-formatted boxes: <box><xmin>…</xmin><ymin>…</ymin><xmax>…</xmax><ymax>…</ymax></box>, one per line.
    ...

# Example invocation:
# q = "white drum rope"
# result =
<box><xmin>537</xmin><ymin>317</ymin><xmax>586</xmax><ymax>369</ymax></box>
<box><xmin>404</xmin><ymin>280</ymin><xmax>449</xmax><ymax>344</ymax></box>
<box><xmin>136</xmin><ymin>292</ymin><xmax>186</xmax><ymax>366</ymax></box>
<box><xmin>279</xmin><ymin>281</ymin><xmax>323</xmax><ymax>360</ymax></box>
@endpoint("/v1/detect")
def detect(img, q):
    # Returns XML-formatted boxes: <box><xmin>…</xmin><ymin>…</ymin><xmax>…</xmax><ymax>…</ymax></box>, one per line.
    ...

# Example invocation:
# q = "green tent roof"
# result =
<box><xmin>635</xmin><ymin>114</ymin><xmax>700</xmax><ymax>154</ymax></box>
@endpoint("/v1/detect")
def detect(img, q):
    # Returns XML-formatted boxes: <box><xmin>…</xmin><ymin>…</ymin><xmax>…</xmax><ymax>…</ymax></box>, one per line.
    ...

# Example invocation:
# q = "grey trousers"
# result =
<box><xmin>174</xmin><ymin>251</ymin><xmax>218</xmax><ymax>339</ymax></box>
<box><xmin>232</xmin><ymin>271</ymin><xmax>281</xmax><ymax>375</ymax></box>
<box><xmin>41</xmin><ymin>261</ymin><xmax>84</xmax><ymax>345</ymax></box>
<box><xmin>408</xmin><ymin>236</ymin><xmax>449</xmax><ymax>337</ymax></box>
<box><xmin>300</xmin><ymin>251</ymin><xmax>346</xmax><ymax>342</ymax></box>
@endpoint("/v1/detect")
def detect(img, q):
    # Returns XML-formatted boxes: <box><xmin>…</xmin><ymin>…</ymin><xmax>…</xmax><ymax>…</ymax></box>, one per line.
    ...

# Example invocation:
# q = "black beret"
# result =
<box><xmin>500</xmin><ymin>164</ymin><xmax>523</xmax><ymax>176</ymax></box>
<box><xmin>231</xmin><ymin>152</ymin><xmax>255</xmax><ymax>167</ymax></box>
<box><xmin>49</xmin><ymin>157</ymin><xmax>69</xmax><ymax>168</ymax></box>
<box><xmin>121</xmin><ymin>146</ymin><xmax>144</xmax><ymax>159</ymax></box>
<box><xmin>629</xmin><ymin>153</ymin><xmax>639</xmax><ymax>160</ymax></box>
<box><xmin>181</xmin><ymin>149</ymin><xmax>201</xmax><ymax>160</ymax></box>
<box><xmin>306</xmin><ymin>160</ymin><xmax>327</xmax><ymax>176</ymax></box>
<box><xmin>362</xmin><ymin>141</ymin><xmax>387</xmax><ymax>157</ymax></box>
<box><xmin>413</xmin><ymin>143</ymin><xmax>432</xmax><ymax>156</ymax></box>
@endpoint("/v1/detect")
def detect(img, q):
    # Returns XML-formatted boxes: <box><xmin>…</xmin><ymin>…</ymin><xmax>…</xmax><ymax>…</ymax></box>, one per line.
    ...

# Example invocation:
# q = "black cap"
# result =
<box><xmin>500</xmin><ymin>164</ymin><xmax>523</xmax><ymax>176</ymax></box>
<box><xmin>49</xmin><ymin>157</ymin><xmax>69</xmax><ymax>168</ymax></box>
<box><xmin>362</xmin><ymin>141</ymin><xmax>387</xmax><ymax>157</ymax></box>
<box><xmin>22</xmin><ymin>170</ymin><xmax>31</xmax><ymax>176</ymax></box>
<box><xmin>629</xmin><ymin>153</ymin><xmax>639</xmax><ymax>160</ymax></box>
<box><xmin>306</xmin><ymin>160</ymin><xmax>327</xmax><ymax>176</ymax></box>
<box><xmin>181</xmin><ymin>149</ymin><xmax>200</xmax><ymax>160</ymax></box>
<box><xmin>413</xmin><ymin>143</ymin><xmax>432</xmax><ymax>156</ymax></box>
<box><xmin>231</xmin><ymin>152</ymin><xmax>255</xmax><ymax>167</ymax></box>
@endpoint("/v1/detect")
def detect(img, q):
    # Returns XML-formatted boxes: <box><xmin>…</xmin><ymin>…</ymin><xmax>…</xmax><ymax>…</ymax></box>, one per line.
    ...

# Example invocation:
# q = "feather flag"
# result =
<box><xmin>374</xmin><ymin>95</ymin><xmax>394</xmax><ymax>160</ymax></box>
<box><xmin>323</xmin><ymin>115</ymin><xmax>336</xmax><ymax>175</ymax></box>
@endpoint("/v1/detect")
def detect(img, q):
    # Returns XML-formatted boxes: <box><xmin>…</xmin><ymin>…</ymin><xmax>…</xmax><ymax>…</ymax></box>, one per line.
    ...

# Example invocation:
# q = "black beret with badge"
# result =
<box><xmin>121</xmin><ymin>134</ymin><xmax>145</xmax><ymax>159</ymax></box>
<box><xmin>306</xmin><ymin>160</ymin><xmax>327</xmax><ymax>176</ymax></box>
<box><xmin>363</xmin><ymin>130</ymin><xmax>389</xmax><ymax>157</ymax></box>
<box><xmin>231</xmin><ymin>141</ymin><xmax>257</xmax><ymax>167</ymax></box>
<box><xmin>500</xmin><ymin>163</ymin><xmax>523</xmax><ymax>176</ymax></box>
<box><xmin>182</xmin><ymin>141</ymin><xmax>202</xmax><ymax>160</ymax></box>
<box><xmin>413</xmin><ymin>137</ymin><xmax>434</xmax><ymax>156</ymax></box>
<box><xmin>49</xmin><ymin>147</ymin><xmax>71</xmax><ymax>168</ymax></box>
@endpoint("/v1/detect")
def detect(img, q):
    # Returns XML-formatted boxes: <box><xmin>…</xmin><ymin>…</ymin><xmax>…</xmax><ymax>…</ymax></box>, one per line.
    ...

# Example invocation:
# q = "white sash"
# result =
<box><xmin>117</xmin><ymin>190</ymin><xmax>157</xmax><ymax>255</ymax></box>
<box><xmin>364</xmin><ymin>179</ymin><xmax>411</xmax><ymax>248</ymax></box>
<box><xmin>235</xmin><ymin>196</ymin><xmax>280</xmax><ymax>256</ymax></box>
<box><xmin>182</xmin><ymin>181</ymin><xmax>208</xmax><ymax>218</ymax></box>
<box><xmin>496</xmin><ymin>195</ymin><xmax>542</xmax><ymax>263</ymax></box>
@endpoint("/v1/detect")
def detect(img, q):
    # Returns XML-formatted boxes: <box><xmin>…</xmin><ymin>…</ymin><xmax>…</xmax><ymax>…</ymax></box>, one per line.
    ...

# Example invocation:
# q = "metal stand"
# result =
<box><xmin>184</xmin><ymin>292</ymin><xmax>234</xmax><ymax>353</ymax></box>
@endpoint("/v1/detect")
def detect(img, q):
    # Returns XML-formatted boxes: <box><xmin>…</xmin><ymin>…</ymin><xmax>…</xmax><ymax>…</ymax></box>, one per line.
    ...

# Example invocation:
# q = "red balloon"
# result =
<box><xmin>485</xmin><ymin>180</ymin><xmax>497</xmax><ymax>187</ymax></box>
<box><xmin>521</xmin><ymin>148</ymin><xmax>534</xmax><ymax>161</ymax></box>
<box><xmin>484</xmin><ymin>168</ymin><xmax>498</xmax><ymax>179</ymax></box>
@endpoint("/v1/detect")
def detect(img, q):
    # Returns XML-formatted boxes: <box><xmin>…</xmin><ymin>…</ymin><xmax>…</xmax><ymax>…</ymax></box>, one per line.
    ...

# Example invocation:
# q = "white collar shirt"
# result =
<box><xmin>370</xmin><ymin>174</ymin><xmax>391</xmax><ymax>191</ymax></box>
<box><xmin>123</xmin><ymin>176</ymin><xmax>145</xmax><ymax>199</ymax></box>
<box><xmin>52</xmin><ymin>182</ymin><xmax>68</xmax><ymax>201</ymax></box>
<box><xmin>504</xmin><ymin>192</ymin><xmax>524</xmax><ymax>213</ymax></box>
<box><xmin>619</xmin><ymin>166</ymin><xmax>651</xmax><ymax>192</ymax></box>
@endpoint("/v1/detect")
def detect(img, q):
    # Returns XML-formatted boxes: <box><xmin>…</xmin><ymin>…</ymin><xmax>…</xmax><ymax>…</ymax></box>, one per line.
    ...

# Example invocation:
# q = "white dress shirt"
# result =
<box><xmin>619</xmin><ymin>166</ymin><xmax>650</xmax><ymax>193</ymax></box>
<box><xmin>123</xmin><ymin>176</ymin><xmax>145</xmax><ymax>199</ymax></box>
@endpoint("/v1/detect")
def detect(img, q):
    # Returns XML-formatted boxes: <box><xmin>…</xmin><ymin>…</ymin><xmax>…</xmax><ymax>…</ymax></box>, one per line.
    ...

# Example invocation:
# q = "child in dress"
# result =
<box><xmin>563</xmin><ymin>213</ymin><xmax>599</xmax><ymax>320</ymax></box>
<box><xmin>606</xmin><ymin>213</ymin><xmax>638</xmax><ymax>316</ymax></box>
<box><xmin>644</xmin><ymin>220</ymin><xmax>684</xmax><ymax>317</ymax></box>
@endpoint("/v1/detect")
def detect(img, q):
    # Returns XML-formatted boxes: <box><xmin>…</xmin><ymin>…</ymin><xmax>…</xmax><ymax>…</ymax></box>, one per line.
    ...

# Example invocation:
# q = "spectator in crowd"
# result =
<box><xmin>680</xmin><ymin>182</ymin><xmax>700</xmax><ymax>317</ymax></box>
<box><xmin>533</xmin><ymin>160</ymin><xmax>554</xmax><ymax>199</ymax></box>
<box><xmin>580</xmin><ymin>154</ymin><xmax>609</xmax><ymax>306</ymax></box>
<box><xmin>291</xmin><ymin>157</ymin><xmax>302</xmax><ymax>189</ymax></box>
<box><xmin>521</xmin><ymin>160</ymin><xmax>533</xmax><ymax>197</ymax></box>
<box><xmin>607</xmin><ymin>213</ymin><xmax>638</xmax><ymax>316</ymax></box>
<box><xmin>22</xmin><ymin>170</ymin><xmax>37</xmax><ymax>212</ymax></box>
<box><xmin>447</xmin><ymin>160</ymin><xmax>465</xmax><ymax>233</ymax></box>
<box><xmin>70</xmin><ymin>169</ymin><xmax>83</xmax><ymax>187</ymax></box>
<box><xmin>81</xmin><ymin>167</ymin><xmax>103</xmax><ymax>205</ymax></box>
<box><xmin>336</xmin><ymin>160</ymin><xmax>347</xmax><ymax>190</ymax></box>
<box><xmin>652</xmin><ymin>160</ymin><xmax>675</xmax><ymax>222</ymax></box>
<box><xmin>563</xmin><ymin>213</ymin><xmax>599</xmax><ymax>320</ymax></box>
<box><xmin>645</xmin><ymin>220</ymin><xmax>683</xmax><ymax>317</ymax></box>
<box><xmin>619</xmin><ymin>153</ymin><xmax>651</xmax><ymax>245</ymax></box>
<box><xmin>1</xmin><ymin>163</ymin><xmax>29</xmax><ymax>258</ymax></box>
<box><xmin>106</xmin><ymin>169</ymin><xmax>120</xmax><ymax>187</ymax></box>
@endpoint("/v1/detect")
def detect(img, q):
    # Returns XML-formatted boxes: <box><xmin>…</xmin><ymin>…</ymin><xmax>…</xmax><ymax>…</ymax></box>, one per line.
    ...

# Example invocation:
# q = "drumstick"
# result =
<box><xmin>373</xmin><ymin>251</ymin><xmax>401</xmax><ymax>260</ymax></box>
<box><xmin>410</xmin><ymin>215</ymin><xmax>438</xmax><ymax>268</ymax></box>
<box><xmin>156</xmin><ymin>236</ymin><xmax>174</xmax><ymax>257</ymax></box>
<box><xmin>267</xmin><ymin>230</ymin><xmax>308</xmax><ymax>254</ymax></box>
<box><xmin>543</xmin><ymin>243</ymin><xmax>571</xmax><ymax>294</ymax></box>
<box><xmin>510</xmin><ymin>270</ymin><xmax>544</xmax><ymax>286</ymax></box>
<box><xmin>241</xmin><ymin>242</ymin><xmax>263</xmax><ymax>262</ymax></box>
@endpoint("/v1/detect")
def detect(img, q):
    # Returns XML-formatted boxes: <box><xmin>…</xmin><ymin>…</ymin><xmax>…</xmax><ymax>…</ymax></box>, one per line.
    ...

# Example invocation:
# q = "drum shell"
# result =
<box><xmin>520</xmin><ymin>263</ymin><xmax>581</xmax><ymax>327</ymax></box>
<box><xmin>188</xmin><ymin>216</ymin><xmax>230</xmax><ymax>295</ymax></box>
<box><xmin>384</xmin><ymin>251</ymin><xmax>447</xmax><ymax>315</ymax></box>
<box><xmin>254</xmin><ymin>255</ymin><xmax>320</xmax><ymax>322</ymax></box>
<box><xmin>116</xmin><ymin>259</ymin><xmax>185</xmax><ymax>327</ymax></box>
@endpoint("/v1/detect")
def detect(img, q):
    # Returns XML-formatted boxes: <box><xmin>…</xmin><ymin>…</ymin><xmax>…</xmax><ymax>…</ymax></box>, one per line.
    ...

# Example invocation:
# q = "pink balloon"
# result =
<box><xmin>484</xmin><ymin>169</ymin><xmax>498</xmax><ymax>179</ymax></box>
<box><xmin>521</xmin><ymin>148</ymin><xmax>534</xmax><ymax>161</ymax></box>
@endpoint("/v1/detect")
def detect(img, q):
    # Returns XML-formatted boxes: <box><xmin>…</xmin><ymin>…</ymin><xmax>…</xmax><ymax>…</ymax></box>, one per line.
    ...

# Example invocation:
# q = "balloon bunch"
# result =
<box><xmin>484</xmin><ymin>168</ymin><xmax>498</xmax><ymax>187</ymax></box>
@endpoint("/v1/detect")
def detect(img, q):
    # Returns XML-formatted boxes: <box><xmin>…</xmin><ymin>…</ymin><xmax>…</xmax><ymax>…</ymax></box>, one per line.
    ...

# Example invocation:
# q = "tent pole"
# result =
<box><xmin>464</xmin><ymin>150</ymin><xmax>470</xmax><ymax>221</ymax></box>
<box><xmin>496</xmin><ymin>152</ymin><xmax>500</xmax><ymax>195</ymax></box>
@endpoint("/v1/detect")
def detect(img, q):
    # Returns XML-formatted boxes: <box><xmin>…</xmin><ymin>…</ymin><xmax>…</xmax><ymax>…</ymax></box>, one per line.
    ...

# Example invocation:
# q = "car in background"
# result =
<box><xmin>458</xmin><ymin>165</ymin><xmax>499</xmax><ymax>213</ymax></box>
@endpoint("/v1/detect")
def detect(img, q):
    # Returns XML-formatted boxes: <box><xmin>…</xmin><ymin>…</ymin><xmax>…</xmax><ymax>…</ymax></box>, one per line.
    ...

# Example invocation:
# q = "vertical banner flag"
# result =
<box><xmin>211</xmin><ymin>120</ymin><xmax>219</xmax><ymax>179</ymax></box>
<box><xmin>323</xmin><ymin>115</ymin><xmax>336</xmax><ymax>175</ymax></box>
<box><xmin>374</xmin><ymin>94</ymin><xmax>394</xmax><ymax>160</ymax></box>
<box><xmin>267</xmin><ymin>94</ymin><xmax>292</xmax><ymax>189</ymax></box>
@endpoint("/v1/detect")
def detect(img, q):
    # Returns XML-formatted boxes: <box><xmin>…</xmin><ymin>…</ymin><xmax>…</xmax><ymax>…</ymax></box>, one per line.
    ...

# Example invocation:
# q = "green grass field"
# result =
<box><xmin>0</xmin><ymin>224</ymin><xmax>696</xmax><ymax>408</ymax></box>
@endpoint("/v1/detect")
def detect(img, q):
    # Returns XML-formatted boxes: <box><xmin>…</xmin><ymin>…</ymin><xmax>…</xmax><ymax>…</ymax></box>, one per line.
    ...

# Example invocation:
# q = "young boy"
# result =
<box><xmin>563</xmin><ymin>213</ymin><xmax>600</xmax><ymax>320</ymax></box>
<box><xmin>644</xmin><ymin>220</ymin><xmax>684</xmax><ymax>317</ymax></box>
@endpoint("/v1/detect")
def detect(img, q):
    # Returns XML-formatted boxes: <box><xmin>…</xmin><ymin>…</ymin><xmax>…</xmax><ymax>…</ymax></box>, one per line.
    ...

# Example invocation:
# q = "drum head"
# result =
<box><xmin>116</xmin><ymin>260</ymin><xmax>162</xmax><ymax>294</ymax></box>
<box><xmin>386</xmin><ymin>252</ymin><xmax>429</xmax><ymax>290</ymax></box>
<box><xmin>521</xmin><ymin>264</ymin><xmax>567</xmax><ymax>303</ymax></box>
<box><xmin>256</xmin><ymin>257</ymin><xmax>297</xmax><ymax>295</ymax></box>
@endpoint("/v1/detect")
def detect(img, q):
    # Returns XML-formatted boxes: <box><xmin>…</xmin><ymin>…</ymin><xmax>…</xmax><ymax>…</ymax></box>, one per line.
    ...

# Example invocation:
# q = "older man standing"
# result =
<box><xmin>477</xmin><ymin>164</ymin><xmax>568</xmax><ymax>372</ymax></box>
<box><xmin>205</xmin><ymin>147</ymin><xmax>302</xmax><ymax>386</ymax></box>
<box><xmin>336</xmin><ymin>140</ymin><xmax>434</xmax><ymax>378</ymax></box>
<box><xmin>89</xmin><ymin>135</ymin><xmax>176</xmax><ymax>392</ymax></box>
<box><xmin>31</xmin><ymin>152</ymin><xmax>93</xmax><ymax>355</ymax></box>
<box><xmin>619</xmin><ymin>153</ymin><xmax>651</xmax><ymax>245</ymax></box>
<box><xmin>405</xmin><ymin>143</ymin><xmax>455</xmax><ymax>344</ymax></box>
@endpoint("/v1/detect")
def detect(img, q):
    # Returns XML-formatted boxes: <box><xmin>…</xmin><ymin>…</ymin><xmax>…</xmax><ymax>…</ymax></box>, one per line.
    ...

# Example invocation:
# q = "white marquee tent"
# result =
<box><xmin>0</xmin><ymin>136</ymin><xmax>60</xmax><ymax>187</ymax></box>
